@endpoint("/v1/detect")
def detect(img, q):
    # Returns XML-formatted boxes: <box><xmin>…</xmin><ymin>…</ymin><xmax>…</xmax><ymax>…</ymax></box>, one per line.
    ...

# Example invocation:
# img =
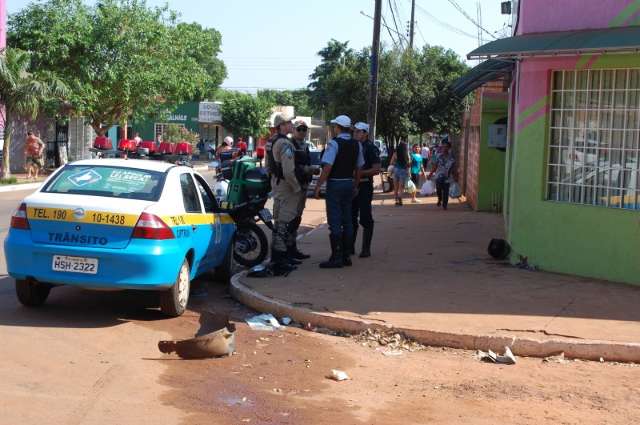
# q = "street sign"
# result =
<box><xmin>199</xmin><ymin>102</ymin><xmax>222</xmax><ymax>123</ymax></box>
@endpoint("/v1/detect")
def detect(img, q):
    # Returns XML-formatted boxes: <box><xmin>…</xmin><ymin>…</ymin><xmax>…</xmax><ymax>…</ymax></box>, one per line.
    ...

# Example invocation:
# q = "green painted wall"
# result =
<box><xmin>133</xmin><ymin>102</ymin><xmax>201</xmax><ymax>140</ymax></box>
<box><xmin>477</xmin><ymin>96</ymin><xmax>507</xmax><ymax>212</ymax></box>
<box><xmin>507</xmin><ymin>54</ymin><xmax>640</xmax><ymax>285</ymax></box>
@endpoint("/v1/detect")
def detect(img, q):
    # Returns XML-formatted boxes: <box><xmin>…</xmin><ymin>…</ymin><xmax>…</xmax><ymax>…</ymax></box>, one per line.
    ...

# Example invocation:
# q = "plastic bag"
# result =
<box><xmin>405</xmin><ymin>179</ymin><xmax>417</xmax><ymax>194</ymax></box>
<box><xmin>421</xmin><ymin>180</ymin><xmax>435</xmax><ymax>196</ymax></box>
<box><xmin>449</xmin><ymin>181</ymin><xmax>461</xmax><ymax>198</ymax></box>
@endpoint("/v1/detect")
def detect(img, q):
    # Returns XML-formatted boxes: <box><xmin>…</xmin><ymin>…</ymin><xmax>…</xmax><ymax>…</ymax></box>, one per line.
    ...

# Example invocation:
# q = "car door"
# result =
<box><xmin>179</xmin><ymin>172</ymin><xmax>214</xmax><ymax>275</ymax></box>
<box><xmin>192</xmin><ymin>173</ymin><xmax>223</xmax><ymax>266</ymax></box>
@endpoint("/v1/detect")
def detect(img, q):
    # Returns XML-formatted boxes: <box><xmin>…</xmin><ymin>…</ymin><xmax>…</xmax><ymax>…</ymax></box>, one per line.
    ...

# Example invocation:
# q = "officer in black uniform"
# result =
<box><xmin>314</xmin><ymin>115</ymin><xmax>364</xmax><ymax>269</ymax></box>
<box><xmin>351</xmin><ymin>122</ymin><xmax>381</xmax><ymax>258</ymax></box>
<box><xmin>288</xmin><ymin>119</ymin><xmax>315</xmax><ymax>261</ymax></box>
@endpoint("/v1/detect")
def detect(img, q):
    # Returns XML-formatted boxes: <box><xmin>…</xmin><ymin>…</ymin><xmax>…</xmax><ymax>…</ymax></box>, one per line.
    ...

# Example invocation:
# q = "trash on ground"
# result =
<box><xmin>246</xmin><ymin>313</ymin><xmax>282</xmax><ymax>331</ymax></box>
<box><xmin>327</xmin><ymin>369</ymin><xmax>350</xmax><ymax>381</ymax></box>
<box><xmin>158</xmin><ymin>316</ymin><xmax>236</xmax><ymax>359</ymax></box>
<box><xmin>381</xmin><ymin>349</ymin><xmax>404</xmax><ymax>357</ymax></box>
<box><xmin>600</xmin><ymin>357</ymin><xmax>605</xmax><ymax>363</ymax></box>
<box><xmin>281</xmin><ymin>316</ymin><xmax>292</xmax><ymax>325</ymax></box>
<box><xmin>354</xmin><ymin>328</ymin><xmax>426</xmax><ymax>352</ymax></box>
<box><xmin>476</xmin><ymin>346</ymin><xmax>517</xmax><ymax>365</ymax></box>
<box><xmin>543</xmin><ymin>352</ymin><xmax>568</xmax><ymax>364</ymax></box>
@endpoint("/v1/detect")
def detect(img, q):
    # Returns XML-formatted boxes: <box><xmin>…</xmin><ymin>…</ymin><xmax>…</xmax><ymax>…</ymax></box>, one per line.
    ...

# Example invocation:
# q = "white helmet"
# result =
<box><xmin>224</xmin><ymin>136</ymin><xmax>234</xmax><ymax>145</ymax></box>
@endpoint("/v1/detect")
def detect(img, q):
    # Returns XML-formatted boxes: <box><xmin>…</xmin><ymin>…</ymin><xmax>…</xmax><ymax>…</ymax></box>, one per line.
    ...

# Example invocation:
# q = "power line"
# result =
<box><xmin>416</xmin><ymin>21</ymin><xmax>427</xmax><ymax>46</ymax></box>
<box><xmin>387</xmin><ymin>0</ymin><xmax>405</xmax><ymax>49</ymax></box>
<box><xmin>362</xmin><ymin>10</ymin><xmax>404</xmax><ymax>48</ymax></box>
<box><xmin>413</xmin><ymin>1</ymin><xmax>477</xmax><ymax>40</ymax></box>
<box><xmin>446</xmin><ymin>0</ymin><xmax>497</xmax><ymax>40</ymax></box>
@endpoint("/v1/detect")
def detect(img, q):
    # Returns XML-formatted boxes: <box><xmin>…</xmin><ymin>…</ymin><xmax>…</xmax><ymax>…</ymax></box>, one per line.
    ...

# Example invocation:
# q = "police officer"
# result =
<box><xmin>288</xmin><ymin>119</ymin><xmax>315</xmax><ymax>260</ymax></box>
<box><xmin>314</xmin><ymin>115</ymin><xmax>364</xmax><ymax>269</ymax></box>
<box><xmin>351</xmin><ymin>122</ymin><xmax>380</xmax><ymax>258</ymax></box>
<box><xmin>265</xmin><ymin>113</ymin><xmax>300</xmax><ymax>275</ymax></box>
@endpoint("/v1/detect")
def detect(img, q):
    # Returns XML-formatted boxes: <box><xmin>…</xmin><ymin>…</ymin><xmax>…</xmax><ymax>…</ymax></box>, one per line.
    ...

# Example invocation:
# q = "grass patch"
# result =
<box><xmin>0</xmin><ymin>177</ymin><xmax>18</xmax><ymax>185</ymax></box>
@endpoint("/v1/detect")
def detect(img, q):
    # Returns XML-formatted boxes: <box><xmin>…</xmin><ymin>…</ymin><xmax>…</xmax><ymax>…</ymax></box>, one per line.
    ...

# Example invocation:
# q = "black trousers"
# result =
<box><xmin>436</xmin><ymin>178</ymin><xmax>450</xmax><ymax>207</ymax></box>
<box><xmin>352</xmin><ymin>182</ymin><xmax>374</xmax><ymax>230</ymax></box>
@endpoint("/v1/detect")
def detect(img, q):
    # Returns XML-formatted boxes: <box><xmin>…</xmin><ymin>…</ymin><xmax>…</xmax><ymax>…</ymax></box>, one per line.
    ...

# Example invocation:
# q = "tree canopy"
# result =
<box><xmin>8</xmin><ymin>0</ymin><xmax>227</xmax><ymax>133</ymax></box>
<box><xmin>220</xmin><ymin>91</ymin><xmax>273</xmax><ymax>140</ymax></box>
<box><xmin>307</xmin><ymin>41</ymin><xmax>468</xmax><ymax>140</ymax></box>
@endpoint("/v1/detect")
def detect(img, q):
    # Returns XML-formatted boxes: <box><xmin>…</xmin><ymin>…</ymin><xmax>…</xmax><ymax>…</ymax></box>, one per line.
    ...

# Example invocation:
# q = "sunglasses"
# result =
<box><xmin>296</xmin><ymin>127</ymin><xmax>308</xmax><ymax>132</ymax></box>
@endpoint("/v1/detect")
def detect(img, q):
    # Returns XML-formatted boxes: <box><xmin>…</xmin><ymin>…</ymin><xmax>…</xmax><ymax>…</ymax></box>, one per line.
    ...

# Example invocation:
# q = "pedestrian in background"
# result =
<box><xmin>351</xmin><ymin>122</ymin><xmax>380</xmax><ymax>258</ymax></box>
<box><xmin>410</xmin><ymin>144</ymin><xmax>424</xmax><ymax>204</ymax></box>
<box><xmin>389</xmin><ymin>140</ymin><xmax>410</xmax><ymax>206</ymax></box>
<box><xmin>315</xmin><ymin>115</ymin><xmax>364</xmax><ymax>268</ymax></box>
<box><xmin>265</xmin><ymin>113</ymin><xmax>300</xmax><ymax>275</ymax></box>
<box><xmin>420</xmin><ymin>142</ymin><xmax>430</xmax><ymax>170</ymax></box>
<box><xmin>428</xmin><ymin>139</ymin><xmax>455</xmax><ymax>210</ymax></box>
<box><xmin>24</xmin><ymin>131</ymin><xmax>45</xmax><ymax>180</ymax></box>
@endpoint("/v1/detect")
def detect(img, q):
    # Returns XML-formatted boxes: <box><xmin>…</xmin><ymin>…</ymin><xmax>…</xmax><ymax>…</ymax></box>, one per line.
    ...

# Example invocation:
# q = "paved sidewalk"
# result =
<box><xmin>234</xmin><ymin>192</ymin><xmax>640</xmax><ymax>361</ymax></box>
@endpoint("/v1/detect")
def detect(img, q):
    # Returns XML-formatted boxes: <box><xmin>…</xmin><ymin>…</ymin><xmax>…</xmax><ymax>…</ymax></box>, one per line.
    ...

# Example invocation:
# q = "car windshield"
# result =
<box><xmin>43</xmin><ymin>165</ymin><xmax>165</xmax><ymax>201</ymax></box>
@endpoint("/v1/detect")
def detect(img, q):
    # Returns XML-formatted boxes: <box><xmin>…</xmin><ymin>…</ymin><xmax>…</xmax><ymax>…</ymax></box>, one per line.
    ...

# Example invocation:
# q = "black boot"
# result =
<box><xmin>271</xmin><ymin>250</ymin><xmax>296</xmax><ymax>276</ymax></box>
<box><xmin>285</xmin><ymin>246</ymin><xmax>302</xmax><ymax>266</ymax></box>
<box><xmin>288</xmin><ymin>242</ymin><xmax>310</xmax><ymax>260</ymax></box>
<box><xmin>359</xmin><ymin>224</ymin><xmax>374</xmax><ymax>258</ymax></box>
<box><xmin>319</xmin><ymin>235</ymin><xmax>344</xmax><ymax>269</ymax></box>
<box><xmin>342</xmin><ymin>234</ymin><xmax>353</xmax><ymax>267</ymax></box>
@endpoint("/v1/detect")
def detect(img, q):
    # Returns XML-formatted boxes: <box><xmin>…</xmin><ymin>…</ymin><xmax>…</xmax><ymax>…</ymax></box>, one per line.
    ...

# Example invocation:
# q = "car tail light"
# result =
<box><xmin>10</xmin><ymin>203</ymin><xmax>30</xmax><ymax>230</ymax></box>
<box><xmin>132</xmin><ymin>213</ymin><xmax>174</xmax><ymax>240</ymax></box>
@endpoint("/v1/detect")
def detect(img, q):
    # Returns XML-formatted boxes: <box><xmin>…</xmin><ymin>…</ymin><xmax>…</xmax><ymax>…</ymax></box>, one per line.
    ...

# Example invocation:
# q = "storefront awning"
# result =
<box><xmin>450</xmin><ymin>59</ymin><xmax>514</xmax><ymax>98</ymax></box>
<box><xmin>468</xmin><ymin>25</ymin><xmax>640</xmax><ymax>60</ymax></box>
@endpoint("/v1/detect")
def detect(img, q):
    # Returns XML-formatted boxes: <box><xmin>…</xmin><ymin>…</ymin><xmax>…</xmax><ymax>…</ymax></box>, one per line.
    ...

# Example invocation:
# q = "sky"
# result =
<box><xmin>7</xmin><ymin>0</ymin><xmax>512</xmax><ymax>92</ymax></box>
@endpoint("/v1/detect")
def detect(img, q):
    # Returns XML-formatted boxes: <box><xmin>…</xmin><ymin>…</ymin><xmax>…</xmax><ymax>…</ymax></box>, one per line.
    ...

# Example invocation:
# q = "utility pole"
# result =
<box><xmin>409</xmin><ymin>0</ymin><xmax>416</xmax><ymax>50</ymax></box>
<box><xmin>368</xmin><ymin>0</ymin><xmax>382</xmax><ymax>141</ymax></box>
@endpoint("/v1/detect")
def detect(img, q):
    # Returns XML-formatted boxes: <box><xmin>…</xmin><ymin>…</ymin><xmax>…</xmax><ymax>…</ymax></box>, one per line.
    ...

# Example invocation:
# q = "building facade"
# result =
<box><xmin>133</xmin><ymin>101</ymin><xmax>231</xmax><ymax>146</ymax></box>
<box><xmin>466</xmin><ymin>0</ymin><xmax>640</xmax><ymax>284</ymax></box>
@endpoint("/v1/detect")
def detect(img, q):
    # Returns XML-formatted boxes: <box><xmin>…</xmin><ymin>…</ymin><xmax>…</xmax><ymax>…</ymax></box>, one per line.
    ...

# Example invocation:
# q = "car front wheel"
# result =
<box><xmin>160</xmin><ymin>259</ymin><xmax>190</xmax><ymax>317</ymax></box>
<box><xmin>16</xmin><ymin>279</ymin><xmax>51</xmax><ymax>307</ymax></box>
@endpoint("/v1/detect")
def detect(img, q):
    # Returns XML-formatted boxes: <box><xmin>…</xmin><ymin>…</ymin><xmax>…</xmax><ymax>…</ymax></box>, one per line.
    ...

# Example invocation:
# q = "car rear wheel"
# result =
<box><xmin>16</xmin><ymin>279</ymin><xmax>51</xmax><ymax>307</ymax></box>
<box><xmin>160</xmin><ymin>259</ymin><xmax>190</xmax><ymax>317</ymax></box>
<box><xmin>214</xmin><ymin>237</ymin><xmax>235</xmax><ymax>284</ymax></box>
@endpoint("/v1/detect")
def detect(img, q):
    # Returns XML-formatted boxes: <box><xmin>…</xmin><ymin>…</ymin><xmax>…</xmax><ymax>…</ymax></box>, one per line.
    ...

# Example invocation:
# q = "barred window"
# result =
<box><xmin>547</xmin><ymin>69</ymin><xmax>640</xmax><ymax>210</ymax></box>
<box><xmin>154</xmin><ymin>123</ymin><xmax>185</xmax><ymax>138</ymax></box>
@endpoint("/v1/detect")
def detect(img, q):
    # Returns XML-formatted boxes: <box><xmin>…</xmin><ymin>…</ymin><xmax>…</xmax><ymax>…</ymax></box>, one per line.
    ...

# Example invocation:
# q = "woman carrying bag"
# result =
<box><xmin>389</xmin><ymin>140</ymin><xmax>410</xmax><ymax>206</ymax></box>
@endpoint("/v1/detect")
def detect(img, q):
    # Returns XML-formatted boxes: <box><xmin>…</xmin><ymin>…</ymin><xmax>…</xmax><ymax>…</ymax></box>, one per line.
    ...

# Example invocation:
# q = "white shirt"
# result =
<box><xmin>421</xmin><ymin>146</ymin><xmax>430</xmax><ymax>159</ymax></box>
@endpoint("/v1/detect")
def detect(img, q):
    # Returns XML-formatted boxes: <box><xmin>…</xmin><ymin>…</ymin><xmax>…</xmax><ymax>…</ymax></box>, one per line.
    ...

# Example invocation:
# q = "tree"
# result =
<box><xmin>8</xmin><ymin>0</ymin><xmax>227</xmax><ymax>135</ymax></box>
<box><xmin>220</xmin><ymin>91</ymin><xmax>273</xmax><ymax>140</ymax></box>
<box><xmin>0</xmin><ymin>49</ymin><xmax>66</xmax><ymax>178</ymax></box>
<box><xmin>307</xmin><ymin>40</ymin><xmax>468</xmax><ymax>140</ymax></box>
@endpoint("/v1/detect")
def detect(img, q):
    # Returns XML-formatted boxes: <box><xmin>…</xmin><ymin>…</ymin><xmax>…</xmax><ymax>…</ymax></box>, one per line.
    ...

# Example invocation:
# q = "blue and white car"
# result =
<box><xmin>4</xmin><ymin>159</ymin><xmax>235</xmax><ymax>316</ymax></box>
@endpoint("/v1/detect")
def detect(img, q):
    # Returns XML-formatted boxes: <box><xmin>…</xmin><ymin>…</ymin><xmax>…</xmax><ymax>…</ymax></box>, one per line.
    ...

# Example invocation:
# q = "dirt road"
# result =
<box><xmin>151</xmin><ymin>283</ymin><xmax>640</xmax><ymax>425</ymax></box>
<box><xmin>2</xmin><ymin>196</ymin><xmax>639</xmax><ymax>424</ymax></box>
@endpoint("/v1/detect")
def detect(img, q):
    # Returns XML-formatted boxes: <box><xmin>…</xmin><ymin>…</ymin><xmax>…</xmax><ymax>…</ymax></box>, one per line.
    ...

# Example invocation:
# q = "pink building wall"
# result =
<box><xmin>0</xmin><ymin>0</ymin><xmax>5</xmax><ymax>49</ymax></box>
<box><xmin>517</xmin><ymin>0</ymin><xmax>640</xmax><ymax>35</ymax></box>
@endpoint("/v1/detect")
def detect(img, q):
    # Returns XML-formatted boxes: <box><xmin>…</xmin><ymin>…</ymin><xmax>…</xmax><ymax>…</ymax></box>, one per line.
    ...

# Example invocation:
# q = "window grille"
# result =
<box><xmin>547</xmin><ymin>69</ymin><xmax>640</xmax><ymax>210</ymax></box>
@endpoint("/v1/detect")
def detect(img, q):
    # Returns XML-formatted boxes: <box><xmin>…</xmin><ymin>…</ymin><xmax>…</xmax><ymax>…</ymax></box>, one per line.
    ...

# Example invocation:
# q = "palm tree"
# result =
<box><xmin>0</xmin><ymin>48</ymin><xmax>67</xmax><ymax>178</ymax></box>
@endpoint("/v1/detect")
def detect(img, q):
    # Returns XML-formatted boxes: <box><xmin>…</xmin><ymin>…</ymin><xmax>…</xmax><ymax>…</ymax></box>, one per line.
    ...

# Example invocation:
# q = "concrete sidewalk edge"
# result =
<box><xmin>230</xmin><ymin>272</ymin><xmax>640</xmax><ymax>363</ymax></box>
<box><xmin>0</xmin><ymin>182</ymin><xmax>42</xmax><ymax>193</ymax></box>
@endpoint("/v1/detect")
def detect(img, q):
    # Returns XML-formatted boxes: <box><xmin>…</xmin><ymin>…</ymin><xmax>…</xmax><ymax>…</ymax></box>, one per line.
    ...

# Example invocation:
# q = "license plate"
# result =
<box><xmin>52</xmin><ymin>255</ymin><xmax>99</xmax><ymax>275</ymax></box>
<box><xmin>258</xmin><ymin>208</ymin><xmax>273</xmax><ymax>222</ymax></box>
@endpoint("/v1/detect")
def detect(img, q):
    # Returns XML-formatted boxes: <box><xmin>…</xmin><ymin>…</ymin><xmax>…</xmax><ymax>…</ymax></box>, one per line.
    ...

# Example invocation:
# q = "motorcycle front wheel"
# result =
<box><xmin>234</xmin><ymin>221</ymin><xmax>269</xmax><ymax>268</ymax></box>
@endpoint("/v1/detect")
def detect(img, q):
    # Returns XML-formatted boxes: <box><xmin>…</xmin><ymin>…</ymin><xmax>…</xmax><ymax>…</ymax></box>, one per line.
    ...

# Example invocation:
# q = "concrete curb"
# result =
<box><xmin>0</xmin><ymin>182</ymin><xmax>42</xmax><ymax>193</ymax></box>
<box><xmin>230</xmin><ymin>272</ymin><xmax>640</xmax><ymax>363</ymax></box>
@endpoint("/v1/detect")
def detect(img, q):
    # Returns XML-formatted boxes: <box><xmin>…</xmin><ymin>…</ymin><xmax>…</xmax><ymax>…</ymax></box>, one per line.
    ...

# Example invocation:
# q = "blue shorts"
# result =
<box><xmin>393</xmin><ymin>167</ymin><xmax>409</xmax><ymax>185</ymax></box>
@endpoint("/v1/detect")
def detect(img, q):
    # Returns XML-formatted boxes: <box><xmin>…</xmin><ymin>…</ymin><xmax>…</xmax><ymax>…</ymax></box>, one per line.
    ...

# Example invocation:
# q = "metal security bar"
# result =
<box><xmin>547</xmin><ymin>69</ymin><xmax>640</xmax><ymax>210</ymax></box>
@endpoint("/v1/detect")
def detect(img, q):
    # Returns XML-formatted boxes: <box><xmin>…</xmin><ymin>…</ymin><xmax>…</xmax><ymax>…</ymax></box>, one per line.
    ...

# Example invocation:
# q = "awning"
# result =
<box><xmin>468</xmin><ymin>25</ymin><xmax>640</xmax><ymax>60</ymax></box>
<box><xmin>450</xmin><ymin>59</ymin><xmax>514</xmax><ymax>98</ymax></box>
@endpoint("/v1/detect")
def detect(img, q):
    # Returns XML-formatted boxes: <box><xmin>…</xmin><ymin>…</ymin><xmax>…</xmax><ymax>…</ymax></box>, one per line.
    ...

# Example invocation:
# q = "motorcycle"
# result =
<box><xmin>209</xmin><ymin>159</ymin><xmax>273</xmax><ymax>268</ymax></box>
